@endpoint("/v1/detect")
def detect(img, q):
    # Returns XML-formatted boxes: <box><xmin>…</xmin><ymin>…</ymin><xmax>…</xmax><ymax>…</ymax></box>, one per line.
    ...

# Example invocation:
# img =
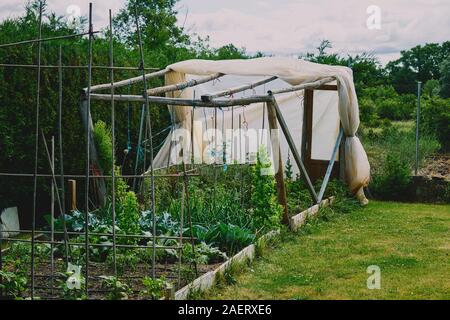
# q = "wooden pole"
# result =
<box><xmin>69</xmin><ymin>180</ymin><xmax>77</xmax><ymax>211</ymax></box>
<box><xmin>201</xmin><ymin>76</ymin><xmax>277</xmax><ymax>102</ymax></box>
<box><xmin>89</xmin><ymin>93</ymin><xmax>272</xmax><ymax>107</ymax></box>
<box><xmin>88</xmin><ymin>68</ymin><xmax>170</xmax><ymax>93</ymax></box>
<box><xmin>266</xmin><ymin>101</ymin><xmax>290</xmax><ymax>225</ymax></box>
<box><xmin>147</xmin><ymin>73</ymin><xmax>223</xmax><ymax>96</ymax></box>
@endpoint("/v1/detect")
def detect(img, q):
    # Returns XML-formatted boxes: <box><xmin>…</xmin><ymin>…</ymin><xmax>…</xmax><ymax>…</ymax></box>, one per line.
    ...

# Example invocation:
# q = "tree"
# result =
<box><xmin>386</xmin><ymin>42</ymin><xmax>450</xmax><ymax>94</ymax></box>
<box><xmin>423</xmin><ymin>79</ymin><xmax>440</xmax><ymax>98</ymax></box>
<box><xmin>303</xmin><ymin>40</ymin><xmax>386</xmax><ymax>94</ymax></box>
<box><xmin>114</xmin><ymin>0</ymin><xmax>191</xmax><ymax>67</ymax></box>
<box><xmin>439</xmin><ymin>58</ymin><xmax>450</xmax><ymax>98</ymax></box>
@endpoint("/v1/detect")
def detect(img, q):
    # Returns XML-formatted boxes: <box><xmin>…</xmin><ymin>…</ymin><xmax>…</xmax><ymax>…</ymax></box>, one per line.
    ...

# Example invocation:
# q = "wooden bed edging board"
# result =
<box><xmin>169</xmin><ymin>198</ymin><xmax>335</xmax><ymax>299</ymax></box>
<box><xmin>289</xmin><ymin>196</ymin><xmax>335</xmax><ymax>232</ymax></box>
<box><xmin>173</xmin><ymin>230</ymin><xmax>281</xmax><ymax>300</ymax></box>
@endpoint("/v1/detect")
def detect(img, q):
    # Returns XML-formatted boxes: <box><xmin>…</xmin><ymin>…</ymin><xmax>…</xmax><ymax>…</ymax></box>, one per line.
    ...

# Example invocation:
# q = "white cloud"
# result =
<box><xmin>0</xmin><ymin>0</ymin><xmax>448</xmax><ymax>65</ymax></box>
<box><xmin>179</xmin><ymin>0</ymin><xmax>450</xmax><ymax>64</ymax></box>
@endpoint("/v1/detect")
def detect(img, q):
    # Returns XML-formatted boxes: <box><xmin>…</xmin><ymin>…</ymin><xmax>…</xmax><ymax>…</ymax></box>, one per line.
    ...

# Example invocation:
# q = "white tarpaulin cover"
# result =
<box><xmin>151</xmin><ymin>57</ymin><xmax>370</xmax><ymax>198</ymax></box>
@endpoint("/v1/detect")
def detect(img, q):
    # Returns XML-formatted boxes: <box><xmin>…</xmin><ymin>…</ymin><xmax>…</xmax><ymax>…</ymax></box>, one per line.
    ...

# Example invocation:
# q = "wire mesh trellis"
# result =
<box><xmin>0</xmin><ymin>2</ymin><xmax>202</xmax><ymax>300</ymax></box>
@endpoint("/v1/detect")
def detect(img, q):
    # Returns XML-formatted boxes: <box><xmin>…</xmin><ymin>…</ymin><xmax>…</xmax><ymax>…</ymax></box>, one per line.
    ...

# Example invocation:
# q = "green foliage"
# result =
<box><xmin>0</xmin><ymin>270</ymin><xmax>28</xmax><ymax>299</ymax></box>
<box><xmin>304</xmin><ymin>40</ymin><xmax>386</xmax><ymax>93</ymax></box>
<box><xmin>182</xmin><ymin>242</ymin><xmax>228</xmax><ymax>265</ymax></box>
<box><xmin>371</xmin><ymin>154</ymin><xmax>411</xmax><ymax>200</ymax></box>
<box><xmin>107</xmin><ymin>249</ymin><xmax>140</xmax><ymax>274</ymax></box>
<box><xmin>251</xmin><ymin>147</ymin><xmax>282</xmax><ymax>231</ymax></box>
<box><xmin>386</xmin><ymin>42</ymin><xmax>450</xmax><ymax>94</ymax></box>
<box><xmin>139</xmin><ymin>276</ymin><xmax>166</xmax><ymax>300</ymax></box>
<box><xmin>359</xmin><ymin>85</ymin><xmax>415</xmax><ymax>122</ymax></box>
<box><xmin>439</xmin><ymin>58</ymin><xmax>450</xmax><ymax>98</ymax></box>
<box><xmin>93</xmin><ymin>120</ymin><xmax>113</xmax><ymax>176</ymax></box>
<box><xmin>199</xmin><ymin>223</ymin><xmax>255</xmax><ymax>255</ymax></box>
<box><xmin>116</xmin><ymin>190</ymin><xmax>140</xmax><ymax>239</ymax></box>
<box><xmin>421</xmin><ymin>97</ymin><xmax>450</xmax><ymax>151</ymax></box>
<box><xmin>363</xmin><ymin>122</ymin><xmax>440</xmax><ymax>171</ymax></box>
<box><xmin>423</xmin><ymin>79</ymin><xmax>441</xmax><ymax>98</ymax></box>
<box><xmin>100</xmin><ymin>276</ymin><xmax>131</xmax><ymax>300</ymax></box>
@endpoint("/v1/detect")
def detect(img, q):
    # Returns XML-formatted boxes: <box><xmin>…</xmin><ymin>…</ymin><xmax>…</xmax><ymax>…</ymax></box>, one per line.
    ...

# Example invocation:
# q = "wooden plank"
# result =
<box><xmin>147</xmin><ymin>73</ymin><xmax>223</xmax><ymax>96</ymax></box>
<box><xmin>267</xmin><ymin>101</ymin><xmax>290</xmax><ymax>225</ymax></box>
<box><xmin>173</xmin><ymin>230</ymin><xmax>280</xmax><ymax>300</ymax></box>
<box><xmin>289</xmin><ymin>196</ymin><xmax>335</xmax><ymax>231</ymax></box>
<box><xmin>201</xmin><ymin>76</ymin><xmax>277</xmax><ymax>102</ymax></box>
<box><xmin>315</xmin><ymin>84</ymin><xmax>338</xmax><ymax>91</ymax></box>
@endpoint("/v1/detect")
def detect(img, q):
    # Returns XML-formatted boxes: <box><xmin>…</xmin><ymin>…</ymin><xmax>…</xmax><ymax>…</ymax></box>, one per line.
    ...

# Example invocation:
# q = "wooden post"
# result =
<box><xmin>68</xmin><ymin>179</ymin><xmax>77</xmax><ymax>211</ymax></box>
<box><xmin>303</xmin><ymin>89</ymin><xmax>314</xmax><ymax>170</ymax></box>
<box><xmin>266</xmin><ymin>101</ymin><xmax>290</xmax><ymax>226</ymax></box>
<box><xmin>79</xmin><ymin>97</ymin><xmax>106</xmax><ymax>206</ymax></box>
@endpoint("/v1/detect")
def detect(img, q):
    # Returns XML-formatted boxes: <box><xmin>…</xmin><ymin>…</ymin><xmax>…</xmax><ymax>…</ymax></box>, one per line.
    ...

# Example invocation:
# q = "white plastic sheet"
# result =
<box><xmin>151</xmin><ymin>57</ymin><xmax>370</xmax><ymax>199</ymax></box>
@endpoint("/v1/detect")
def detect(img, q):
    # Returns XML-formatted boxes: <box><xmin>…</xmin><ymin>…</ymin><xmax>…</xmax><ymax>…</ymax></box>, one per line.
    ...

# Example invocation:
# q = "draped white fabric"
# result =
<box><xmin>150</xmin><ymin>57</ymin><xmax>370</xmax><ymax>197</ymax></box>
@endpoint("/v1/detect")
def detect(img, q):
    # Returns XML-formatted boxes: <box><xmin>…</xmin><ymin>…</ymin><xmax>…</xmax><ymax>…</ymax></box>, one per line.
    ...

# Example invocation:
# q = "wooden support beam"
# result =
<box><xmin>89</xmin><ymin>93</ymin><xmax>272</xmax><ymax>107</ymax></box>
<box><xmin>268</xmin><ymin>77</ymin><xmax>335</xmax><ymax>95</ymax></box>
<box><xmin>201</xmin><ymin>76</ymin><xmax>277</xmax><ymax>102</ymax></box>
<box><xmin>304</xmin><ymin>89</ymin><xmax>314</xmax><ymax>167</ymax></box>
<box><xmin>317</xmin><ymin>128</ymin><xmax>344</xmax><ymax>203</ymax></box>
<box><xmin>88</xmin><ymin>68</ymin><xmax>170</xmax><ymax>93</ymax></box>
<box><xmin>68</xmin><ymin>180</ymin><xmax>77</xmax><ymax>211</ymax></box>
<box><xmin>147</xmin><ymin>73</ymin><xmax>224</xmax><ymax>96</ymax></box>
<box><xmin>269</xmin><ymin>96</ymin><xmax>319</xmax><ymax>203</ymax></box>
<box><xmin>266</xmin><ymin>101</ymin><xmax>290</xmax><ymax>226</ymax></box>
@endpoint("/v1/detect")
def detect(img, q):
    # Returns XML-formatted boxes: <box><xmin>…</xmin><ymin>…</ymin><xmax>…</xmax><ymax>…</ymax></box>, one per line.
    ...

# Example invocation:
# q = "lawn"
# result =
<box><xmin>208</xmin><ymin>201</ymin><xmax>450</xmax><ymax>300</ymax></box>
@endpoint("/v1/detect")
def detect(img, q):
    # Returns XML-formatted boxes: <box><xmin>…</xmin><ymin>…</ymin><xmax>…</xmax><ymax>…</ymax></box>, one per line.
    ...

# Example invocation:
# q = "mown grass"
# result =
<box><xmin>207</xmin><ymin>201</ymin><xmax>450</xmax><ymax>300</ymax></box>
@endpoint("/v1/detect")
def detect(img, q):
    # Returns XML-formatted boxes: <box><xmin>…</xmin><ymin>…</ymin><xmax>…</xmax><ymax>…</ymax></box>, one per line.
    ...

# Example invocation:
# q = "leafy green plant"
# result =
<box><xmin>371</xmin><ymin>154</ymin><xmax>412</xmax><ymax>200</ymax></box>
<box><xmin>182</xmin><ymin>242</ymin><xmax>228</xmax><ymax>265</ymax></box>
<box><xmin>202</xmin><ymin>223</ymin><xmax>255</xmax><ymax>255</ymax></box>
<box><xmin>251</xmin><ymin>146</ymin><xmax>282</xmax><ymax>230</ymax></box>
<box><xmin>421</xmin><ymin>97</ymin><xmax>450</xmax><ymax>151</ymax></box>
<box><xmin>106</xmin><ymin>250</ymin><xmax>140</xmax><ymax>275</ymax></box>
<box><xmin>139</xmin><ymin>276</ymin><xmax>167</xmax><ymax>300</ymax></box>
<box><xmin>0</xmin><ymin>271</ymin><xmax>28</xmax><ymax>299</ymax></box>
<box><xmin>100</xmin><ymin>275</ymin><xmax>131</xmax><ymax>300</ymax></box>
<box><xmin>93</xmin><ymin>120</ymin><xmax>113</xmax><ymax>176</ymax></box>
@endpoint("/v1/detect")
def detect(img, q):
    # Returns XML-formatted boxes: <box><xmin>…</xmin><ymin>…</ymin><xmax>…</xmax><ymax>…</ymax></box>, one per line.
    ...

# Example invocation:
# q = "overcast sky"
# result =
<box><xmin>1</xmin><ymin>0</ymin><xmax>449</xmax><ymax>65</ymax></box>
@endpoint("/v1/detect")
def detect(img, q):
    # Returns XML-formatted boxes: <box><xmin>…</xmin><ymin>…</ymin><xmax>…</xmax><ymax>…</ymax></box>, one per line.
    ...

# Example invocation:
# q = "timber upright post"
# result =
<box><xmin>266</xmin><ymin>101</ymin><xmax>290</xmax><ymax>225</ymax></box>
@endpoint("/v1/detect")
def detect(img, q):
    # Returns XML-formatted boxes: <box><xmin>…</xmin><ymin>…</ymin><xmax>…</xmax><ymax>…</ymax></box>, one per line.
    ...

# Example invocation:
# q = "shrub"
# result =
<box><xmin>421</xmin><ymin>97</ymin><xmax>450</xmax><ymax>151</ymax></box>
<box><xmin>0</xmin><ymin>271</ymin><xmax>28</xmax><ymax>299</ymax></box>
<box><xmin>139</xmin><ymin>276</ymin><xmax>167</xmax><ymax>300</ymax></box>
<box><xmin>251</xmin><ymin>146</ymin><xmax>282</xmax><ymax>230</ymax></box>
<box><xmin>371</xmin><ymin>154</ymin><xmax>411</xmax><ymax>200</ymax></box>
<box><xmin>93</xmin><ymin>120</ymin><xmax>114</xmax><ymax>176</ymax></box>
<box><xmin>359</xmin><ymin>97</ymin><xmax>379</xmax><ymax>126</ymax></box>
<box><xmin>100</xmin><ymin>276</ymin><xmax>131</xmax><ymax>300</ymax></box>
